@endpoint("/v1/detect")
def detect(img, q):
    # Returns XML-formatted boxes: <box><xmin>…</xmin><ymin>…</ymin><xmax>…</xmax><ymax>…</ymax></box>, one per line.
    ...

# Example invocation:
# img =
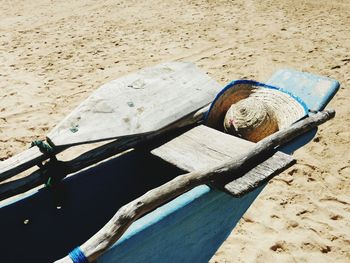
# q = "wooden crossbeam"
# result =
<box><xmin>152</xmin><ymin>125</ymin><xmax>295</xmax><ymax>196</ymax></box>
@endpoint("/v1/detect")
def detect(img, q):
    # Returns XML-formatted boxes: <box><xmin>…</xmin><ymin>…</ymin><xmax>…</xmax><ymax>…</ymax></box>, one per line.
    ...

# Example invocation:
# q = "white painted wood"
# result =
<box><xmin>47</xmin><ymin>62</ymin><xmax>221</xmax><ymax>147</ymax></box>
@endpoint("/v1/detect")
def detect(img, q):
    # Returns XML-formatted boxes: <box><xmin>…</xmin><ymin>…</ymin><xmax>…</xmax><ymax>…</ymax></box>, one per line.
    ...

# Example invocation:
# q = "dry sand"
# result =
<box><xmin>1</xmin><ymin>0</ymin><xmax>349</xmax><ymax>262</ymax></box>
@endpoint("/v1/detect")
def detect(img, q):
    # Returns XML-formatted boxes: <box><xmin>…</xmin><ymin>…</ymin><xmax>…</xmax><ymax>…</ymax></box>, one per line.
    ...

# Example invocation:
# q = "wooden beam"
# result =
<box><xmin>152</xmin><ymin>125</ymin><xmax>295</xmax><ymax>196</ymax></box>
<box><xmin>0</xmin><ymin>146</ymin><xmax>66</xmax><ymax>183</ymax></box>
<box><xmin>0</xmin><ymin>106</ymin><xmax>209</xmax><ymax>202</ymax></box>
<box><xmin>54</xmin><ymin>109</ymin><xmax>335</xmax><ymax>263</ymax></box>
<box><xmin>0</xmin><ymin>61</ymin><xmax>219</xmax><ymax>182</ymax></box>
<box><xmin>217</xmin><ymin>152</ymin><xmax>295</xmax><ymax>196</ymax></box>
<box><xmin>0</xmin><ymin>147</ymin><xmax>44</xmax><ymax>182</ymax></box>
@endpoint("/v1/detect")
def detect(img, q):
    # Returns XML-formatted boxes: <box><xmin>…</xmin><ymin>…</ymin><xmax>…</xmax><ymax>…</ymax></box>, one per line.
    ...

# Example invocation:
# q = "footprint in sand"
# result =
<box><xmin>270</xmin><ymin>241</ymin><xmax>287</xmax><ymax>252</ymax></box>
<box><xmin>329</xmin><ymin>214</ymin><xmax>343</xmax><ymax>220</ymax></box>
<box><xmin>338</xmin><ymin>165</ymin><xmax>350</xmax><ymax>178</ymax></box>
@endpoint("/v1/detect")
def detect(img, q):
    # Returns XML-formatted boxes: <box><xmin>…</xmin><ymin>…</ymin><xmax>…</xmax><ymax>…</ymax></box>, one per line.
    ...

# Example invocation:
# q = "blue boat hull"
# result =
<box><xmin>0</xmin><ymin>69</ymin><xmax>339</xmax><ymax>262</ymax></box>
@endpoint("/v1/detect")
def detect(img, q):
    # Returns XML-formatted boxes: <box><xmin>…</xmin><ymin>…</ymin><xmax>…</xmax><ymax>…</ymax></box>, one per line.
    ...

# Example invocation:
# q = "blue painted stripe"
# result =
<box><xmin>69</xmin><ymin>247</ymin><xmax>89</xmax><ymax>263</ymax></box>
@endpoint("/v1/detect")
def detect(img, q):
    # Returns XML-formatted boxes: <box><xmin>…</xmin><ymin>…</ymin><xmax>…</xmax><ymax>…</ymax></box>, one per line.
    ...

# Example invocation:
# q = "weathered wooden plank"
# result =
<box><xmin>0</xmin><ymin>62</ymin><xmax>219</xmax><ymax>182</ymax></box>
<box><xmin>220</xmin><ymin>153</ymin><xmax>295</xmax><ymax>196</ymax></box>
<box><xmin>0</xmin><ymin>106</ymin><xmax>210</xmax><ymax>201</ymax></box>
<box><xmin>47</xmin><ymin>61</ymin><xmax>220</xmax><ymax>147</ymax></box>
<box><xmin>152</xmin><ymin>125</ymin><xmax>253</xmax><ymax>171</ymax></box>
<box><xmin>151</xmin><ymin>125</ymin><xmax>295</xmax><ymax>196</ymax></box>
<box><xmin>0</xmin><ymin>147</ymin><xmax>47</xmax><ymax>182</ymax></box>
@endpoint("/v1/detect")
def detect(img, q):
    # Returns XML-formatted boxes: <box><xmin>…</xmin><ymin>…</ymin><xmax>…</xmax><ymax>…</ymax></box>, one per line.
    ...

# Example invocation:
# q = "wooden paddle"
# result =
<box><xmin>55</xmin><ymin>109</ymin><xmax>335</xmax><ymax>263</ymax></box>
<box><xmin>0</xmin><ymin>106</ymin><xmax>209</xmax><ymax>202</ymax></box>
<box><xmin>0</xmin><ymin>62</ymin><xmax>221</xmax><ymax>182</ymax></box>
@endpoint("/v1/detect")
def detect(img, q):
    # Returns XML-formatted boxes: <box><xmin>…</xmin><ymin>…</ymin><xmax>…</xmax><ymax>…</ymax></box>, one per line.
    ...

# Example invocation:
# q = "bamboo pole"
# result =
<box><xmin>55</xmin><ymin>109</ymin><xmax>335</xmax><ymax>263</ymax></box>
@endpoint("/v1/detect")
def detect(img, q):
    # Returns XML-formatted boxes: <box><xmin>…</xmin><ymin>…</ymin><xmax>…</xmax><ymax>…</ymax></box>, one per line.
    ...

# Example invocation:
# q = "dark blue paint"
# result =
<box><xmin>0</xmin><ymin>150</ymin><xmax>182</xmax><ymax>262</ymax></box>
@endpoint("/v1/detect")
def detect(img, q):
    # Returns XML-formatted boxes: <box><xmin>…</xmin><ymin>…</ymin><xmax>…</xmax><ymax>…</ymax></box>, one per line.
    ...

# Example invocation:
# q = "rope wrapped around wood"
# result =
<box><xmin>69</xmin><ymin>247</ymin><xmax>88</xmax><ymax>263</ymax></box>
<box><xmin>30</xmin><ymin>140</ymin><xmax>68</xmax><ymax>187</ymax></box>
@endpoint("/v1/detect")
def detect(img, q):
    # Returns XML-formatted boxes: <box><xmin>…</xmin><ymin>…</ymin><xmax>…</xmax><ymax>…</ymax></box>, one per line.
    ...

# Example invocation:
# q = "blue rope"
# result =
<box><xmin>69</xmin><ymin>247</ymin><xmax>89</xmax><ymax>263</ymax></box>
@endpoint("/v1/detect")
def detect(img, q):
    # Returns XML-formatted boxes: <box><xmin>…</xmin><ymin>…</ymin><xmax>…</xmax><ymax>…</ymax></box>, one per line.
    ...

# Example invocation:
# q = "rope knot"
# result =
<box><xmin>30</xmin><ymin>140</ymin><xmax>68</xmax><ymax>187</ymax></box>
<box><xmin>31</xmin><ymin>140</ymin><xmax>54</xmax><ymax>155</ymax></box>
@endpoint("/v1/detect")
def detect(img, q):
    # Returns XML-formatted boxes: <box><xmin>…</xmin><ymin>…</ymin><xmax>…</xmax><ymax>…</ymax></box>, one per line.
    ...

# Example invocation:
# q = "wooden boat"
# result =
<box><xmin>0</xmin><ymin>62</ymin><xmax>339</xmax><ymax>263</ymax></box>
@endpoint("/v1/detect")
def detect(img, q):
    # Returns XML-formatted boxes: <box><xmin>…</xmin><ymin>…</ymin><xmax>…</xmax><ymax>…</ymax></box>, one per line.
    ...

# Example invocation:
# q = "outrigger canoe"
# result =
<box><xmin>0</xmin><ymin>62</ymin><xmax>339</xmax><ymax>262</ymax></box>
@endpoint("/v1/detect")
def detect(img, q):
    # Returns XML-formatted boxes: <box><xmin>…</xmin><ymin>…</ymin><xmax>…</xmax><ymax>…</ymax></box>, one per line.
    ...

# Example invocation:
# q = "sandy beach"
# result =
<box><xmin>1</xmin><ymin>0</ymin><xmax>349</xmax><ymax>262</ymax></box>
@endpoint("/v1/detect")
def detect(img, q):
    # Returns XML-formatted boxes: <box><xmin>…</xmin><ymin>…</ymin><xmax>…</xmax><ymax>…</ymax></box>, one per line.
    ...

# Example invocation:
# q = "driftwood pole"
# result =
<box><xmin>54</xmin><ymin>109</ymin><xmax>335</xmax><ymax>263</ymax></box>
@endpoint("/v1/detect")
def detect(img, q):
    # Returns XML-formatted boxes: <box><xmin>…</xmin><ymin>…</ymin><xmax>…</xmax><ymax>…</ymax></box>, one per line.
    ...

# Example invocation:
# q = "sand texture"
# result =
<box><xmin>1</xmin><ymin>0</ymin><xmax>349</xmax><ymax>262</ymax></box>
